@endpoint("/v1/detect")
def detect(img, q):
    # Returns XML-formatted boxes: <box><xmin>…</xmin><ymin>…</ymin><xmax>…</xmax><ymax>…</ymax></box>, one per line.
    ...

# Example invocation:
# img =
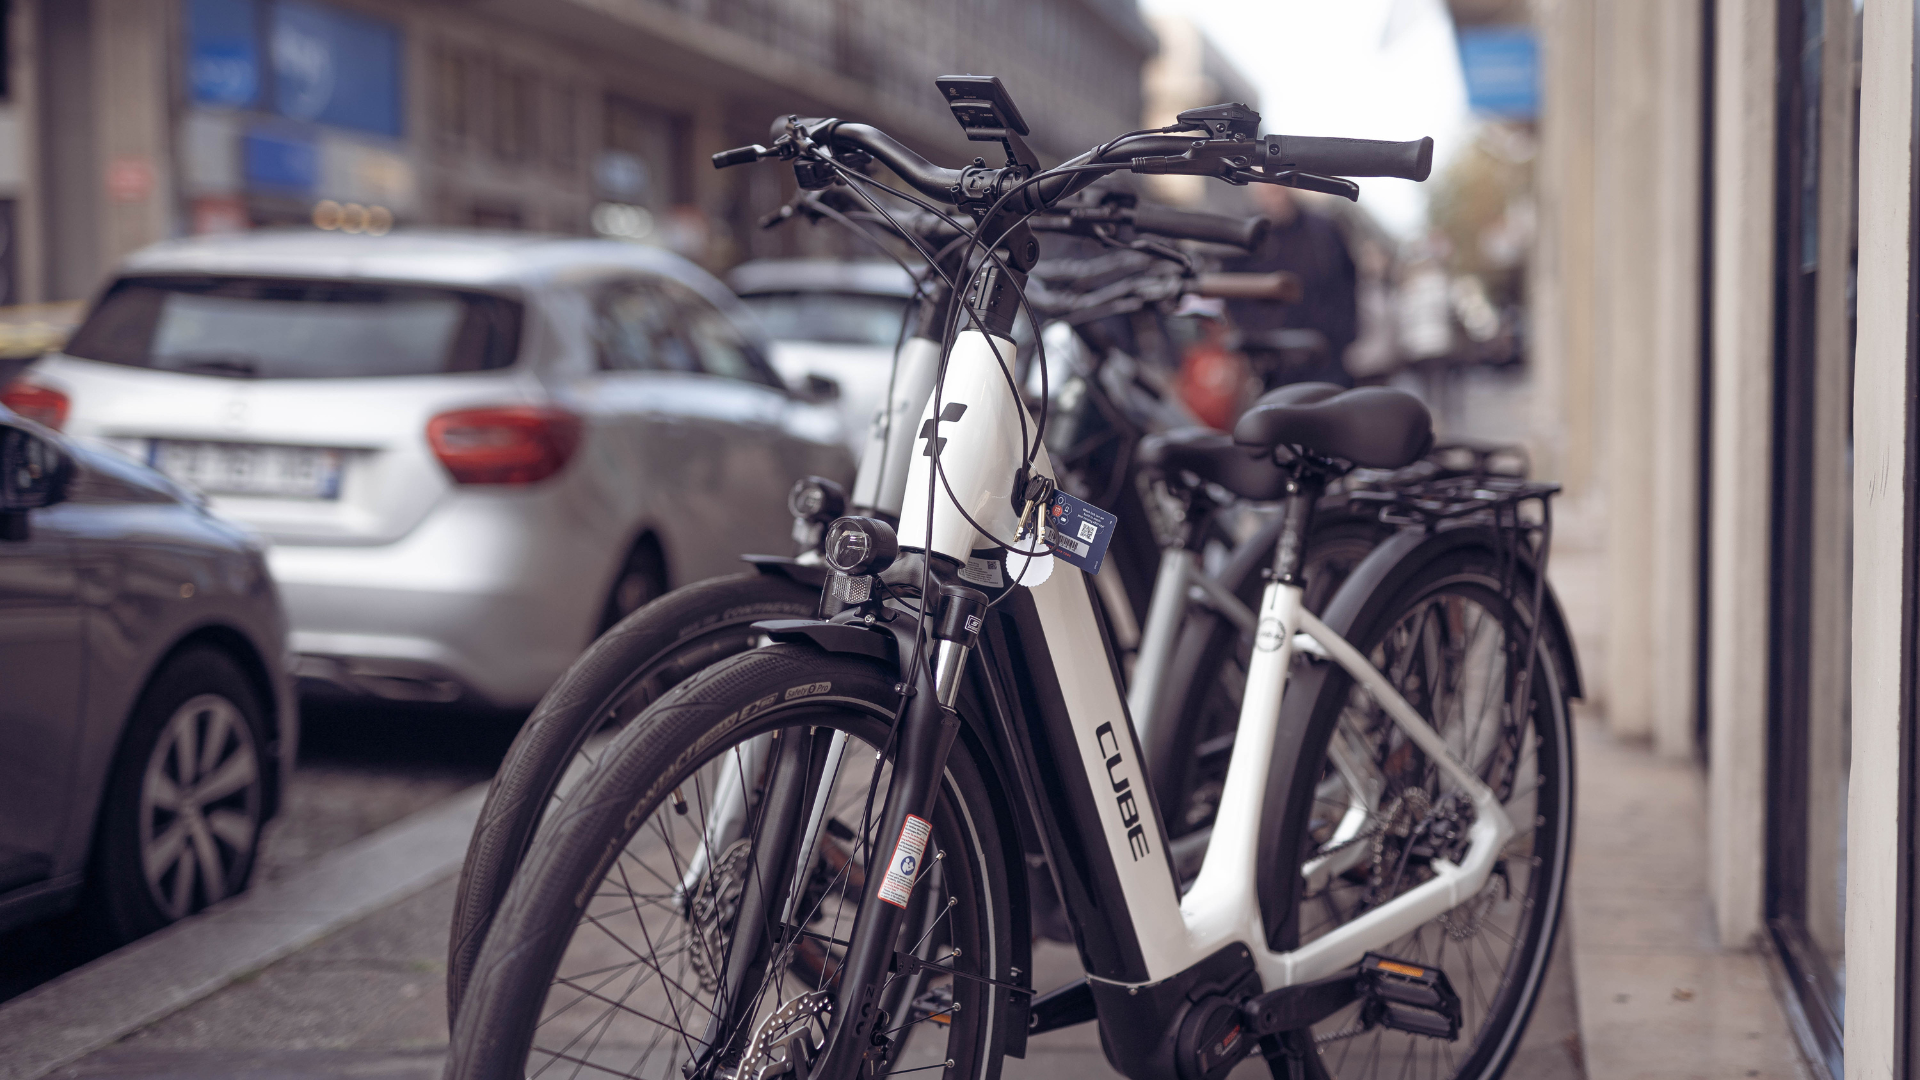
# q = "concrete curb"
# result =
<box><xmin>0</xmin><ymin>783</ymin><xmax>487</xmax><ymax>1080</ymax></box>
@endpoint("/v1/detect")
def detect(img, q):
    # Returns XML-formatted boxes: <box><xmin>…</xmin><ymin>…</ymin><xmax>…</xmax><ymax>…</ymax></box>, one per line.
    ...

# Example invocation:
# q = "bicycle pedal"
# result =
<box><xmin>1358</xmin><ymin>953</ymin><xmax>1461</xmax><ymax>1041</ymax></box>
<box><xmin>911</xmin><ymin>982</ymin><xmax>956</xmax><ymax>1025</ymax></box>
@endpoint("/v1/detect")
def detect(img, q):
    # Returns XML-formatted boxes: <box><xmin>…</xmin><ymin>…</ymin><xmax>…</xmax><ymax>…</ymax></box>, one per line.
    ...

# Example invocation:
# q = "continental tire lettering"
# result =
<box><xmin>577</xmin><ymin>834</ymin><xmax>625</xmax><ymax>910</ymax></box>
<box><xmin>784</xmin><ymin>681</ymin><xmax>831</xmax><ymax>700</ymax></box>
<box><xmin>1093</xmin><ymin>722</ymin><xmax>1150</xmax><ymax>859</ymax></box>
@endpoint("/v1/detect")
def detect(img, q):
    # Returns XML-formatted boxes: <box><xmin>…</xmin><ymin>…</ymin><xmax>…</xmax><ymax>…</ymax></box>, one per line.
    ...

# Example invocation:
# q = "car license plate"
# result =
<box><xmin>147</xmin><ymin>440</ymin><xmax>345</xmax><ymax>499</ymax></box>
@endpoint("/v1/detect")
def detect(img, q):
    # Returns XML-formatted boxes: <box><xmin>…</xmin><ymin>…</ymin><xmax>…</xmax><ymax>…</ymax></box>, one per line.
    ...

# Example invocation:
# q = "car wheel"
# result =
<box><xmin>599</xmin><ymin>537</ymin><xmax>666</xmax><ymax>632</ymax></box>
<box><xmin>86</xmin><ymin>647</ymin><xmax>269</xmax><ymax>946</ymax></box>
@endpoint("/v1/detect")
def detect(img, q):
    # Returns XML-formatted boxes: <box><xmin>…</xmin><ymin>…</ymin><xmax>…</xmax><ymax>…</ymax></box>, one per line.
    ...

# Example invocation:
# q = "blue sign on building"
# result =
<box><xmin>187</xmin><ymin>0</ymin><xmax>261</xmax><ymax>107</ymax></box>
<box><xmin>1458</xmin><ymin>26</ymin><xmax>1539</xmax><ymax>121</ymax></box>
<box><xmin>243</xmin><ymin>130</ymin><xmax>318</xmax><ymax>192</ymax></box>
<box><xmin>271</xmin><ymin>1</ymin><xmax>403</xmax><ymax>137</ymax></box>
<box><xmin>187</xmin><ymin>0</ymin><xmax>403</xmax><ymax>137</ymax></box>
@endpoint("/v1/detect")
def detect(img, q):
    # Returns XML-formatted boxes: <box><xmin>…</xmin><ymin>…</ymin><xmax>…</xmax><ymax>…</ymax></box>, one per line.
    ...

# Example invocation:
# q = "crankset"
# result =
<box><xmin>1237</xmin><ymin>952</ymin><xmax>1463</xmax><ymax>1050</ymax></box>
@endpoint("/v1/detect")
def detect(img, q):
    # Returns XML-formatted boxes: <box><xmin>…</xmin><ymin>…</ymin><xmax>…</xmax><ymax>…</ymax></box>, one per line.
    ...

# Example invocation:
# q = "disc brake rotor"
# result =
<box><xmin>730</xmin><ymin>990</ymin><xmax>832</xmax><ymax>1080</ymax></box>
<box><xmin>688</xmin><ymin>838</ymin><xmax>755</xmax><ymax>993</ymax></box>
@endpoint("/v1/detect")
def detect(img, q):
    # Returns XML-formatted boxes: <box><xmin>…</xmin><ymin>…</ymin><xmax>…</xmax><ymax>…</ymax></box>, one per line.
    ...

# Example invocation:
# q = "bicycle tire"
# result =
<box><xmin>1276</xmin><ymin>544</ymin><xmax>1575</xmax><ymax>1080</ymax></box>
<box><xmin>445</xmin><ymin>645</ymin><xmax>1017</xmax><ymax>1080</ymax></box>
<box><xmin>447</xmin><ymin>570</ymin><xmax>820</xmax><ymax>1019</ymax></box>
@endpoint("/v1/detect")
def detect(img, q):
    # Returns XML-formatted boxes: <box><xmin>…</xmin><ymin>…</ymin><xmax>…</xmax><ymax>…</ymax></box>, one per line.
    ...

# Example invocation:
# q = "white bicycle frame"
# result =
<box><xmin>898</xmin><ymin>328</ymin><xmax>1519</xmax><ymax>992</ymax></box>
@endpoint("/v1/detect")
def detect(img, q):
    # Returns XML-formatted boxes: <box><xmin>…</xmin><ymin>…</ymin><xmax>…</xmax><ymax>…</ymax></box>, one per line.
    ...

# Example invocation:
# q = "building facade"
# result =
<box><xmin>1528</xmin><ymin>0</ymin><xmax>1920</xmax><ymax>1075</ymax></box>
<box><xmin>0</xmin><ymin>0</ymin><xmax>1154</xmax><ymax>304</ymax></box>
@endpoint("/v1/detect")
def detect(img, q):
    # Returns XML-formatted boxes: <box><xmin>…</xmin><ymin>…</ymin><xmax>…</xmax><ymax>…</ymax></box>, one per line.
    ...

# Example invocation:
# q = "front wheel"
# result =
<box><xmin>448</xmin><ymin>570</ymin><xmax>820</xmax><ymax>1019</ymax></box>
<box><xmin>445</xmin><ymin>646</ymin><xmax>1017</xmax><ymax>1080</ymax></box>
<box><xmin>1280</xmin><ymin>546</ymin><xmax>1575</xmax><ymax>1080</ymax></box>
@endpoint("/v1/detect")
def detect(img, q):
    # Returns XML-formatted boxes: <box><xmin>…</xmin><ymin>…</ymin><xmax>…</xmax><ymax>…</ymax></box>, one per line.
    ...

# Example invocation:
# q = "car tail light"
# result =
<box><xmin>427</xmin><ymin>406</ymin><xmax>583</xmax><ymax>485</ymax></box>
<box><xmin>1</xmin><ymin>380</ymin><xmax>70</xmax><ymax>430</ymax></box>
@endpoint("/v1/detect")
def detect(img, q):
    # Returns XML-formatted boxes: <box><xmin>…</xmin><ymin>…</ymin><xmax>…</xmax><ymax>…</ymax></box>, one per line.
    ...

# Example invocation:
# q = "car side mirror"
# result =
<box><xmin>0</xmin><ymin>424</ymin><xmax>71</xmax><ymax>541</ymax></box>
<box><xmin>798</xmin><ymin>373</ymin><xmax>841</xmax><ymax>403</ymax></box>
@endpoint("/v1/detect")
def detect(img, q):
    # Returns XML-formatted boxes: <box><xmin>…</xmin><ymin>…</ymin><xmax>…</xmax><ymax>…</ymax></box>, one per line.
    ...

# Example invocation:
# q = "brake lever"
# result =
<box><xmin>759</xmin><ymin>190</ymin><xmax>832</xmax><ymax>230</ymax></box>
<box><xmin>1124</xmin><ymin>236</ymin><xmax>1193</xmax><ymax>274</ymax></box>
<box><xmin>1240</xmin><ymin>168</ymin><xmax>1361</xmax><ymax>202</ymax></box>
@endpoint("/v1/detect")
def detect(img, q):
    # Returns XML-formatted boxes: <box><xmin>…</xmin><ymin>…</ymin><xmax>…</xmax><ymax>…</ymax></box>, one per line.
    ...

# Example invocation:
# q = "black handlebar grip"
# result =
<box><xmin>1262</xmin><ymin>134</ymin><xmax>1434</xmax><ymax>181</ymax></box>
<box><xmin>1130</xmin><ymin>204</ymin><xmax>1270</xmax><ymax>250</ymax></box>
<box><xmin>711</xmin><ymin>145</ymin><xmax>763</xmax><ymax>170</ymax></box>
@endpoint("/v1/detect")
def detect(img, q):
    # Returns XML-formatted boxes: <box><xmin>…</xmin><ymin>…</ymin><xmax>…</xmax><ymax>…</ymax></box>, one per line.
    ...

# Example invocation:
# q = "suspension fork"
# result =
<box><xmin>698</xmin><ymin>724</ymin><xmax>838</xmax><ymax>1066</ymax></box>
<box><xmin>813</xmin><ymin>583</ymin><xmax>988</xmax><ymax>1077</ymax></box>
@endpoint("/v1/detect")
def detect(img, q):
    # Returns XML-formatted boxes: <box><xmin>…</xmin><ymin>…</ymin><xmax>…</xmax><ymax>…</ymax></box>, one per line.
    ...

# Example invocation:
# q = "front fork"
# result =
<box><xmin>810</xmin><ymin>581</ymin><xmax>989</xmax><ymax>1077</ymax></box>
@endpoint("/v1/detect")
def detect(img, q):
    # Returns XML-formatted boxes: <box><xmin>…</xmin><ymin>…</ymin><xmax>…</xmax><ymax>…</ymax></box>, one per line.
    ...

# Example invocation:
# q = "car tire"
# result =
<box><xmin>598</xmin><ymin>536</ymin><xmax>667</xmax><ymax>632</ymax></box>
<box><xmin>85</xmin><ymin>647</ymin><xmax>270</xmax><ymax>947</ymax></box>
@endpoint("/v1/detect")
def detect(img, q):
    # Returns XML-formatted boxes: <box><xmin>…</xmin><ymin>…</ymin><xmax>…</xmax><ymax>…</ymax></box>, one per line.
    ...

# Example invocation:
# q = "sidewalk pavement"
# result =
<box><xmin>1549</xmin><ymin>520</ymin><xmax>1812</xmax><ymax>1080</ymax></box>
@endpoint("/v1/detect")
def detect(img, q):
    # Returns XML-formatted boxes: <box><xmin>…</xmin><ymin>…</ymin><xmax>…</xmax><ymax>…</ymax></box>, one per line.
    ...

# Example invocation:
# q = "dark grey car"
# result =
<box><xmin>0</xmin><ymin>406</ymin><xmax>294</xmax><ymax>944</ymax></box>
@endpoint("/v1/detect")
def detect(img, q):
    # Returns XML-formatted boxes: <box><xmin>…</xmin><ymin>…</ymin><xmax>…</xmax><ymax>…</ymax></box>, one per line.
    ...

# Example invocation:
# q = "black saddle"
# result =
<box><xmin>1232</xmin><ymin>382</ymin><xmax>1433</xmax><ymax>469</ymax></box>
<box><xmin>1137</xmin><ymin>428</ymin><xmax>1291</xmax><ymax>501</ymax></box>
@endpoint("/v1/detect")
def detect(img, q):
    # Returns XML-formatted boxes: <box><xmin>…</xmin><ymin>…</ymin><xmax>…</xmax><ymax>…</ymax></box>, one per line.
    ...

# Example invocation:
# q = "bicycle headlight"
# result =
<box><xmin>823</xmin><ymin>516</ymin><xmax>898</xmax><ymax>576</ymax></box>
<box><xmin>787</xmin><ymin>475</ymin><xmax>847</xmax><ymax>524</ymax></box>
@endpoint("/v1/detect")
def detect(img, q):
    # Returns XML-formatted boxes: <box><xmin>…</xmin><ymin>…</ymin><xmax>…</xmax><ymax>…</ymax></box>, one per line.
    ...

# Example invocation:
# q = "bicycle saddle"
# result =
<box><xmin>1138</xmin><ymin>384</ymin><xmax>1348</xmax><ymax>500</ymax></box>
<box><xmin>1138</xmin><ymin>428</ymin><xmax>1291</xmax><ymax>501</ymax></box>
<box><xmin>1232</xmin><ymin>383</ymin><xmax>1433</xmax><ymax>469</ymax></box>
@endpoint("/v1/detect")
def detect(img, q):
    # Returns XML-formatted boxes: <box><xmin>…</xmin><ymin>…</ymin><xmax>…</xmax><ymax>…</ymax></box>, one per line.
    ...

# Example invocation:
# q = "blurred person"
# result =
<box><xmin>1223</xmin><ymin>183</ymin><xmax>1359</xmax><ymax>388</ymax></box>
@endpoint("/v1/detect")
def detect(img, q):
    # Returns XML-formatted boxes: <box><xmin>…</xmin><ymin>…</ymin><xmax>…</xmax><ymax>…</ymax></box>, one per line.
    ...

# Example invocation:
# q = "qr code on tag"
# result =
<box><xmin>1077</xmin><ymin>520</ymin><xmax>1099</xmax><ymax>542</ymax></box>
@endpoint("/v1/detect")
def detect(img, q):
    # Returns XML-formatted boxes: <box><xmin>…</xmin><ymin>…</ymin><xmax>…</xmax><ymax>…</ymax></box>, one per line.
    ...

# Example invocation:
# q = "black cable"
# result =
<box><xmin>819</xmin><ymin>160</ymin><xmax>1055</xmax><ymax>614</ymax></box>
<box><xmin>831</xmin><ymin>165</ymin><xmax>1036</xmax><ymax>471</ymax></box>
<box><xmin>829</xmin><ymin>152</ymin><xmax>1157</xmax><ymax>596</ymax></box>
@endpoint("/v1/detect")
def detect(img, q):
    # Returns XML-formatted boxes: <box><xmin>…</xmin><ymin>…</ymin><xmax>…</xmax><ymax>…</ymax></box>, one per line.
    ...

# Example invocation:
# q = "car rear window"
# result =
<box><xmin>64</xmin><ymin>276</ymin><xmax>523</xmax><ymax>379</ymax></box>
<box><xmin>738</xmin><ymin>291</ymin><xmax>910</xmax><ymax>349</ymax></box>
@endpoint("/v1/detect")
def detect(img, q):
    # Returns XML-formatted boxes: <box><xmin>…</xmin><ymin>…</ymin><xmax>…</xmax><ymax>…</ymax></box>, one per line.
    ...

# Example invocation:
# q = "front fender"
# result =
<box><xmin>742</xmin><ymin>554</ymin><xmax>831</xmax><ymax>589</ymax></box>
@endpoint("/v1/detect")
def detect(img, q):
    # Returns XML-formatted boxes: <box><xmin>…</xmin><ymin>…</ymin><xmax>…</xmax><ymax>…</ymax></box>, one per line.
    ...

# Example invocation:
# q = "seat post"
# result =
<box><xmin>1270</xmin><ymin>470</ymin><xmax>1323</xmax><ymax>587</ymax></box>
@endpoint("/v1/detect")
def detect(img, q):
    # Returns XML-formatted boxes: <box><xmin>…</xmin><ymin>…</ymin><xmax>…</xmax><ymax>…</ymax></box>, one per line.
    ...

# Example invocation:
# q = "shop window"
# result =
<box><xmin>1765</xmin><ymin>1</ymin><xmax>1858</xmax><ymax>1077</ymax></box>
<box><xmin>602</xmin><ymin>94</ymin><xmax>689</xmax><ymax>208</ymax></box>
<box><xmin>494</xmin><ymin>68</ymin><xmax>536</xmax><ymax>164</ymax></box>
<box><xmin>433</xmin><ymin>47</ymin><xmax>470</xmax><ymax>149</ymax></box>
<box><xmin>548</xmin><ymin>85</ymin><xmax>578</xmax><ymax>174</ymax></box>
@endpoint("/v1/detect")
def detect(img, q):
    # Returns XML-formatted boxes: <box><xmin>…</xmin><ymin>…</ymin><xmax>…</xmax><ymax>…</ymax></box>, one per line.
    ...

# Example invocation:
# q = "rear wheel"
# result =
<box><xmin>448</xmin><ymin>571</ymin><xmax>820</xmax><ymax>1018</ymax></box>
<box><xmin>1281</xmin><ymin>548</ymin><xmax>1575</xmax><ymax>1080</ymax></box>
<box><xmin>1152</xmin><ymin>516</ymin><xmax>1391</xmax><ymax>841</ymax></box>
<box><xmin>445</xmin><ymin>646</ymin><xmax>1015</xmax><ymax>1080</ymax></box>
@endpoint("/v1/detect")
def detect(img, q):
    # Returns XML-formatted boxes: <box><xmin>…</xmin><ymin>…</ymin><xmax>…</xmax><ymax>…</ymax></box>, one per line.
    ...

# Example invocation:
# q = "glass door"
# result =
<box><xmin>1765</xmin><ymin>1</ymin><xmax>1858</xmax><ymax>1077</ymax></box>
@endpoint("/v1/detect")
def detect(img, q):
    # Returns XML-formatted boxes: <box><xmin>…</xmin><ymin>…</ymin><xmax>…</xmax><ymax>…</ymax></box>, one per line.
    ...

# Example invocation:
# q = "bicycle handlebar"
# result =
<box><xmin>1263</xmin><ymin>134</ymin><xmax>1434</xmax><ymax>181</ymax></box>
<box><xmin>713</xmin><ymin>115</ymin><xmax>1433</xmax><ymax>221</ymax></box>
<box><xmin>1189</xmin><ymin>272</ymin><xmax>1302</xmax><ymax>302</ymax></box>
<box><xmin>1129</xmin><ymin>205</ymin><xmax>1268</xmax><ymax>249</ymax></box>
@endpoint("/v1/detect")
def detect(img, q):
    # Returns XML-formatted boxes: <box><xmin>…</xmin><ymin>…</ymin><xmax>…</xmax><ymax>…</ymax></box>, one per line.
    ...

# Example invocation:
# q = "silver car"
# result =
<box><xmin>727</xmin><ymin>259</ymin><xmax>917</xmax><ymax>453</ymax></box>
<box><xmin>10</xmin><ymin>231</ymin><xmax>853</xmax><ymax>709</ymax></box>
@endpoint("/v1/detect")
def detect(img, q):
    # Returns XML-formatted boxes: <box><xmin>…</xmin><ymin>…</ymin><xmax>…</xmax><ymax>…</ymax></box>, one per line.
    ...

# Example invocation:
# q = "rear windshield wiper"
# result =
<box><xmin>164</xmin><ymin>353</ymin><xmax>261</xmax><ymax>378</ymax></box>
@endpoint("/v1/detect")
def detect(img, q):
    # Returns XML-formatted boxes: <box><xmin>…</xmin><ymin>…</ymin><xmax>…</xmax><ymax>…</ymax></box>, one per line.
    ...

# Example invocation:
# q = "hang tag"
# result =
<box><xmin>1043</xmin><ymin>490</ymin><xmax>1117</xmax><ymax>575</ymax></box>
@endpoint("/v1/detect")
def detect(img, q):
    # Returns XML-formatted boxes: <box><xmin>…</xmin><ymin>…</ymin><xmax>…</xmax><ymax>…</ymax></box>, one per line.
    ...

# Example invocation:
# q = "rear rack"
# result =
<box><xmin>1342</xmin><ymin>454</ymin><xmax>1563</xmax><ymax>747</ymax></box>
<box><xmin>1345</xmin><ymin>472</ymin><xmax>1560</xmax><ymax>529</ymax></box>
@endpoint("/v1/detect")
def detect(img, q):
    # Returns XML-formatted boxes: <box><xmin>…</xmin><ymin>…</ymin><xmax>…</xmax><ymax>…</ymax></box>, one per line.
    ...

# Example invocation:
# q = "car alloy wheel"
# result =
<box><xmin>137</xmin><ymin>693</ymin><xmax>263</xmax><ymax>920</ymax></box>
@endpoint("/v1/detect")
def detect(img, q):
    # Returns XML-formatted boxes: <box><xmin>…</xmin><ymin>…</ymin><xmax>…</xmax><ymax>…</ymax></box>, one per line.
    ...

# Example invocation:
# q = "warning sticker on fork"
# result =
<box><xmin>876</xmin><ymin>814</ymin><xmax>933</xmax><ymax>908</ymax></box>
